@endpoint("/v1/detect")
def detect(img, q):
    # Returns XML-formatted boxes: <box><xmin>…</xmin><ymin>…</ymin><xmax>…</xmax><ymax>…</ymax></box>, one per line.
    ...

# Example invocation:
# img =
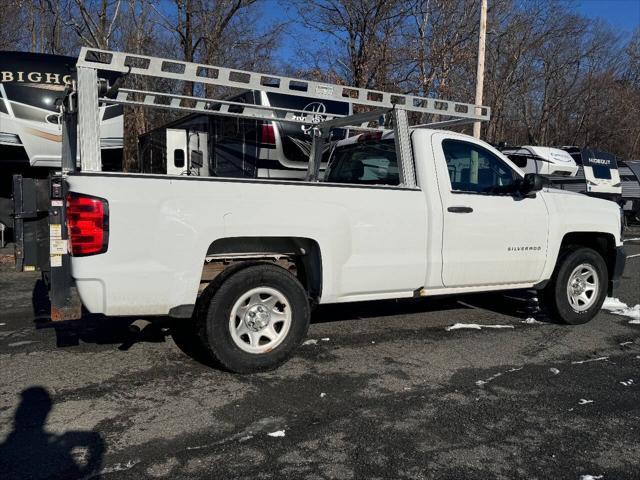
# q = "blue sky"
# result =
<box><xmin>576</xmin><ymin>0</ymin><xmax>640</xmax><ymax>33</ymax></box>
<box><xmin>261</xmin><ymin>0</ymin><xmax>640</xmax><ymax>65</ymax></box>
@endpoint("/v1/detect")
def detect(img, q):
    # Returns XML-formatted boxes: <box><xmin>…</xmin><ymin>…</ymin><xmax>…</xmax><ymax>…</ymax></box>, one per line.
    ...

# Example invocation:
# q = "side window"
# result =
<box><xmin>325</xmin><ymin>141</ymin><xmax>399</xmax><ymax>186</ymax></box>
<box><xmin>442</xmin><ymin>139</ymin><xmax>518</xmax><ymax>194</ymax></box>
<box><xmin>174</xmin><ymin>149</ymin><xmax>185</xmax><ymax>169</ymax></box>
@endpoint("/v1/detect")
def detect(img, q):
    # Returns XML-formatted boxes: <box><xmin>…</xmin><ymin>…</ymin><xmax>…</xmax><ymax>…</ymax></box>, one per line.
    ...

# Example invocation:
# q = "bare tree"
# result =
<box><xmin>0</xmin><ymin>1</ymin><xmax>26</xmax><ymax>51</ymax></box>
<box><xmin>63</xmin><ymin>0</ymin><xmax>123</xmax><ymax>49</ymax></box>
<box><xmin>293</xmin><ymin>0</ymin><xmax>410</xmax><ymax>89</ymax></box>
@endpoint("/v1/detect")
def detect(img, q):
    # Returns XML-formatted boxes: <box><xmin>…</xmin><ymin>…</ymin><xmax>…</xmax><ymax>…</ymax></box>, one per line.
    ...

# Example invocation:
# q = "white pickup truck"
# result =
<box><xmin>63</xmin><ymin>128</ymin><xmax>625</xmax><ymax>372</ymax></box>
<box><xmin>17</xmin><ymin>49</ymin><xmax>626</xmax><ymax>373</ymax></box>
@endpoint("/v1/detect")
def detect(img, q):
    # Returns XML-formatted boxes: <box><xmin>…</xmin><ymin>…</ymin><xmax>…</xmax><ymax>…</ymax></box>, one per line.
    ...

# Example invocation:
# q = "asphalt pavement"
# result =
<box><xmin>1</xmin><ymin>229</ymin><xmax>639</xmax><ymax>479</ymax></box>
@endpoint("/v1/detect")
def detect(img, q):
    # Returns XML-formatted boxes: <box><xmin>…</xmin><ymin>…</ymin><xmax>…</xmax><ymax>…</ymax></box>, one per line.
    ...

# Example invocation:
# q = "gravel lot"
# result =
<box><xmin>1</xmin><ymin>229</ymin><xmax>639</xmax><ymax>479</ymax></box>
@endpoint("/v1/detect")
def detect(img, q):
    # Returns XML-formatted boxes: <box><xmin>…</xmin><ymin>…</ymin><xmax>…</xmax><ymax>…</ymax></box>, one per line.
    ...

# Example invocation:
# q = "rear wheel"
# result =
<box><xmin>538</xmin><ymin>247</ymin><xmax>608</xmax><ymax>325</ymax></box>
<box><xmin>196</xmin><ymin>263</ymin><xmax>310</xmax><ymax>373</ymax></box>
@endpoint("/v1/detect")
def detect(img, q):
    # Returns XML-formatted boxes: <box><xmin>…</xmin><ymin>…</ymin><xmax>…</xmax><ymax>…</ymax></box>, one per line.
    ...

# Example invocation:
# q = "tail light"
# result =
<box><xmin>66</xmin><ymin>193</ymin><xmax>109</xmax><ymax>256</ymax></box>
<box><xmin>261</xmin><ymin>123</ymin><xmax>276</xmax><ymax>145</ymax></box>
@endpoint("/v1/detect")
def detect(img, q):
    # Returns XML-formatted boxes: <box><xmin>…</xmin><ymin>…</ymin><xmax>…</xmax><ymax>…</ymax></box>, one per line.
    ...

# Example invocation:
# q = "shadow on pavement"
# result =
<box><xmin>32</xmin><ymin>278</ymin><xmax>169</xmax><ymax>351</ymax></box>
<box><xmin>311</xmin><ymin>295</ymin><xmax>466</xmax><ymax>324</ymax></box>
<box><xmin>457</xmin><ymin>289</ymin><xmax>550</xmax><ymax>322</ymax></box>
<box><xmin>0</xmin><ymin>387</ymin><xmax>104</xmax><ymax>480</ymax></box>
<box><xmin>28</xmin><ymin>273</ymin><xmax>546</xmax><ymax>368</ymax></box>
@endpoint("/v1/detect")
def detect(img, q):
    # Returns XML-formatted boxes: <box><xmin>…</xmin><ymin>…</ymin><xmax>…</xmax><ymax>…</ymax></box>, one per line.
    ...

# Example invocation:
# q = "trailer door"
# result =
<box><xmin>166</xmin><ymin>129</ymin><xmax>189</xmax><ymax>176</ymax></box>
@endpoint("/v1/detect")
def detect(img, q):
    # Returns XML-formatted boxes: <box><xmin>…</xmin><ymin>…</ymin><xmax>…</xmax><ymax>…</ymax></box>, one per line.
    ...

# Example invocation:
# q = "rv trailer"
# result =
<box><xmin>0</xmin><ymin>51</ymin><xmax>124</xmax><ymax>238</ymax></box>
<box><xmin>138</xmin><ymin>89</ymin><xmax>351</xmax><ymax>179</ymax></box>
<box><xmin>501</xmin><ymin>145</ymin><xmax>623</xmax><ymax>203</ymax></box>
<box><xmin>618</xmin><ymin>159</ymin><xmax>640</xmax><ymax>224</ymax></box>
<box><xmin>500</xmin><ymin>146</ymin><xmax>578</xmax><ymax>176</ymax></box>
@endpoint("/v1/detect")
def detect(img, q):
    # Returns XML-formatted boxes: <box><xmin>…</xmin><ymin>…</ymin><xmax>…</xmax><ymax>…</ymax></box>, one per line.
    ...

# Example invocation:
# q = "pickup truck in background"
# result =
<box><xmin>15</xmin><ymin>49</ymin><xmax>627</xmax><ymax>373</ymax></box>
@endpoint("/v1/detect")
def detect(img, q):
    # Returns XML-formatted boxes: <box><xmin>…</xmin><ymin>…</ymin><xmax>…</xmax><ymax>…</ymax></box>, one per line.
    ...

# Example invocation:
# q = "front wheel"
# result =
<box><xmin>538</xmin><ymin>247</ymin><xmax>608</xmax><ymax>325</ymax></box>
<box><xmin>197</xmin><ymin>264</ymin><xmax>310</xmax><ymax>373</ymax></box>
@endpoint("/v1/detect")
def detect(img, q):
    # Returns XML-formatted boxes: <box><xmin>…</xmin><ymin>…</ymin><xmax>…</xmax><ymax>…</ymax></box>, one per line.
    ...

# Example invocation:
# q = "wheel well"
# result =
<box><xmin>202</xmin><ymin>237</ymin><xmax>322</xmax><ymax>303</ymax></box>
<box><xmin>560</xmin><ymin>232</ymin><xmax>616</xmax><ymax>281</ymax></box>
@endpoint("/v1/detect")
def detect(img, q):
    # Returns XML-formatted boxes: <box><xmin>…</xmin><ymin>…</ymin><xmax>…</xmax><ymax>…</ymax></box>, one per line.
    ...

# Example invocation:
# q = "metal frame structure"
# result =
<box><xmin>74</xmin><ymin>47</ymin><xmax>491</xmax><ymax>187</ymax></box>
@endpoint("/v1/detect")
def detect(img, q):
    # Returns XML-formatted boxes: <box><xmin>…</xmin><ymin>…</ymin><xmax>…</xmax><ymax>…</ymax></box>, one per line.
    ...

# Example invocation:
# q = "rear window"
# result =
<box><xmin>325</xmin><ymin>140</ymin><xmax>399</xmax><ymax>186</ymax></box>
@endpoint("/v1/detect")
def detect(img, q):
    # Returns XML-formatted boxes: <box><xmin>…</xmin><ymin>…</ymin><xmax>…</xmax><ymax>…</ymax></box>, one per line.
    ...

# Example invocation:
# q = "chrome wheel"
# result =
<box><xmin>229</xmin><ymin>287</ymin><xmax>292</xmax><ymax>354</ymax></box>
<box><xmin>566</xmin><ymin>263</ymin><xmax>599</xmax><ymax>312</ymax></box>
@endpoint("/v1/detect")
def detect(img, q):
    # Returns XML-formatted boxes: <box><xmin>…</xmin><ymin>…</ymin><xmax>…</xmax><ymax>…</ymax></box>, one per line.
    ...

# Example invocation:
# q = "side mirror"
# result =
<box><xmin>520</xmin><ymin>173</ymin><xmax>544</xmax><ymax>196</ymax></box>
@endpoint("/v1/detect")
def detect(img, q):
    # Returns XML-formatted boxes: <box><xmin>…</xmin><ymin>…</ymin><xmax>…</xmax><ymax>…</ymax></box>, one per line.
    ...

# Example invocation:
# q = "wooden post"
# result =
<box><xmin>473</xmin><ymin>0</ymin><xmax>488</xmax><ymax>139</ymax></box>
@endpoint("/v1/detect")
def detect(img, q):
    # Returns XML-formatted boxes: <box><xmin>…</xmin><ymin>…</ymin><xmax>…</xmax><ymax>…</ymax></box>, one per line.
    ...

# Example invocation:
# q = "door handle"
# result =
<box><xmin>447</xmin><ymin>206</ymin><xmax>473</xmax><ymax>213</ymax></box>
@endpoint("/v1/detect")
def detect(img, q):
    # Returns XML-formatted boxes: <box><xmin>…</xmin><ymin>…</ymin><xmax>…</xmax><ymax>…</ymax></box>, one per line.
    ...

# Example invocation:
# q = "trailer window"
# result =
<box><xmin>325</xmin><ymin>141</ymin><xmax>399</xmax><ymax>186</ymax></box>
<box><xmin>591</xmin><ymin>165</ymin><xmax>612</xmax><ymax>179</ymax></box>
<box><xmin>174</xmin><ymin>149</ymin><xmax>185</xmax><ymax>169</ymax></box>
<box><xmin>442</xmin><ymin>139</ymin><xmax>518</xmax><ymax>194</ymax></box>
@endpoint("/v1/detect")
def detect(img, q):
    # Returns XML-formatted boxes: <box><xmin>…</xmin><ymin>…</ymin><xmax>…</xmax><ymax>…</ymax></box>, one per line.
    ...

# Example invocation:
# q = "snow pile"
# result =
<box><xmin>602</xmin><ymin>297</ymin><xmax>640</xmax><ymax>323</ymax></box>
<box><xmin>602</xmin><ymin>297</ymin><xmax>628</xmax><ymax>310</ymax></box>
<box><xmin>445</xmin><ymin>323</ymin><xmax>514</xmax><ymax>331</ymax></box>
<box><xmin>579</xmin><ymin>475</ymin><xmax>603</xmax><ymax>480</ymax></box>
<box><xmin>267</xmin><ymin>430</ymin><xmax>285</xmax><ymax>437</ymax></box>
<box><xmin>549</xmin><ymin>368</ymin><xmax>560</xmax><ymax>375</ymax></box>
<box><xmin>521</xmin><ymin>317</ymin><xmax>544</xmax><ymax>325</ymax></box>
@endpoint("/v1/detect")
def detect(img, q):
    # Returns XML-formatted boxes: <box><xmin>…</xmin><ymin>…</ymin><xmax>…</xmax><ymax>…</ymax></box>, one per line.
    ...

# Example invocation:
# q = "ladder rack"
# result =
<box><xmin>72</xmin><ymin>48</ymin><xmax>491</xmax><ymax>179</ymax></box>
<box><xmin>77</xmin><ymin>47</ymin><xmax>490</xmax><ymax>122</ymax></box>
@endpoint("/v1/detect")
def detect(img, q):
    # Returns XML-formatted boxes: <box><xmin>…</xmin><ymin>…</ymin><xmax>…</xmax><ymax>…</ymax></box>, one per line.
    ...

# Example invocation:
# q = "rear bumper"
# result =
<box><xmin>609</xmin><ymin>246</ymin><xmax>626</xmax><ymax>294</ymax></box>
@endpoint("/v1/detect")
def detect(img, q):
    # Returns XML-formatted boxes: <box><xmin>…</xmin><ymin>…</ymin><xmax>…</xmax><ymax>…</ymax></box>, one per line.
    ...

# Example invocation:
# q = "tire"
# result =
<box><xmin>196</xmin><ymin>263</ymin><xmax>310</xmax><ymax>373</ymax></box>
<box><xmin>538</xmin><ymin>247</ymin><xmax>608</xmax><ymax>325</ymax></box>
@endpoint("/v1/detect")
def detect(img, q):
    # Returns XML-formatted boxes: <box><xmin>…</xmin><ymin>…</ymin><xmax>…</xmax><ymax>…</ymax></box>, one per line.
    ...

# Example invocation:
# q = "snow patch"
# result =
<box><xmin>603</xmin><ymin>297</ymin><xmax>628</xmax><ymax>310</ymax></box>
<box><xmin>320</xmin><ymin>392</ymin><xmax>326</xmax><ymax>398</ymax></box>
<box><xmin>602</xmin><ymin>297</ymin><xmax>640</xmax><ymax>322</ymax></box>
<box><xmin>578</xmin><ymin>399</ymin><xmax>594</xmax><ymax>405</ymax></box>
<box><xmin>85</xmin><ymin>460</ymin><xmax>140</xmax><ymax>478</ymax></box>
<box><xmin>8</xmin><ymin>340</ymin><xmax>37</xmax><ymax>347</ymax></box>
<box><xmin>521</xmin><ymin>317</ymin><xmax>544</xmax><ymax>325</ymax></box>
<box><xmin>571</xmin><ymin>356</ymin><xmax>608</xmax><ymax>365</ymax></box>
<box><xmin>267</xmin><ymin>430</ymin><xmax>285</xmax><ymax>437</ymax></box>
<box><xmin>620</xmin><ymin>379</ymin><xmax>634</xmax><ymax>387</ymax></box>
<box><xmin>579</xmin><ymin>475</ymin><xmax>604</xmax><ymax>480</ymax></box>
<box><xmin>549</xmin><ymin>368</ymin><xmax>560</xmax><ymax>375</ymax></box>
<box><xmin>446</xmin><ymin>323</ymin><xmax>514</xmax><ymax>331</ymax></box>
<box><xmin>302</xmin><ymin>337</ymin><xmax>330</xmax><ymax>345</ymax></box>
<box><xmin>620</xmin><ymin>341</ymin><xmax>633</xmax><ymax>346</ymax></box>
<box><xmin>476</xmin><ymin>366</ymin><xmax>523</xmax><ymax>386</ymax></box>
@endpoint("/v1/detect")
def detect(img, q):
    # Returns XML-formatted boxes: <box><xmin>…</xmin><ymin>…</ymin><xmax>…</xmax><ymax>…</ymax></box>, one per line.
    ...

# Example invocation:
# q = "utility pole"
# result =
<box><xmin>473</xmin><ymin>0</ymin><xmax>488</xmax><ymax>139</ymax></box>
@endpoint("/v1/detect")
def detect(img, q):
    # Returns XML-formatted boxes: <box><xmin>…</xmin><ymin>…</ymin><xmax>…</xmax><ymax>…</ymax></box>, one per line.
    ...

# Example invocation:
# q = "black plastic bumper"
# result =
<box><xmin>609</xmin><ymin>246</ymin><xmax>626</xmax><ymax>294</ymax></box>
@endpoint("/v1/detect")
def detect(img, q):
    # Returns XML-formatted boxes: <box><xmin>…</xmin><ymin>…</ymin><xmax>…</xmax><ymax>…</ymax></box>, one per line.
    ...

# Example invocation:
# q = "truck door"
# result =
<box><xmin>166</xmin><ymin>129</ymin><xmax>188</xmax><ymax>175</ymax></box>
<box><xmin>432</xmin><ymin>134</ymin><xmax>549</xmax><ymax>287</ymax></box>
